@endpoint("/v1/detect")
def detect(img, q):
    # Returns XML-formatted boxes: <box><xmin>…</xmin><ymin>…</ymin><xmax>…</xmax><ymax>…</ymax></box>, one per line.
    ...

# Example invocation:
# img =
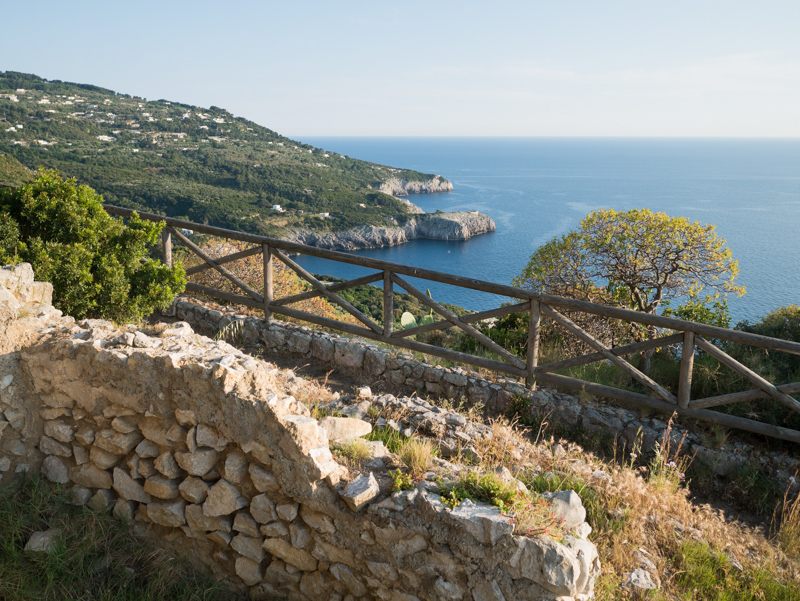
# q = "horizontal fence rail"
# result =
<box><xmin>105</xmin><ymin>204</ymin><xmax>800</xmax><ymax>444</ymax></box>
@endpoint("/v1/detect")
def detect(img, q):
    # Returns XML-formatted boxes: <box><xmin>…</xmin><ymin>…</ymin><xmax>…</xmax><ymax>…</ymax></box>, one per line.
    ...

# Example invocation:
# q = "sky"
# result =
<box><xmin>3</xmin><ymin>1</ymin><xmax>800</xmax><ymax>137</ymax></box>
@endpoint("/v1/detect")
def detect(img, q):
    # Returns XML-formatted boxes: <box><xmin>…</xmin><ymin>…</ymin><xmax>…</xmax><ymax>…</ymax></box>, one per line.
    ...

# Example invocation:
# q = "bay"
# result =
<box><xmin>297</xmin><ymin>137</ymin><xmax>800</xmax><ymax>324</ymax></box>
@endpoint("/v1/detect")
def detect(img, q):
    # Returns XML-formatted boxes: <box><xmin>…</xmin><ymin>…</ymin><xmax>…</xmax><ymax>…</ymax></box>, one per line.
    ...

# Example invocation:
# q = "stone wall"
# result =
<box><xmin>174</xmin><ymin>298</ymin><xmax>800</xmax><ymax>491</ymax></box>
<box><xmin>1</xmin><ymin>265</ymin><xmax>601</xmax><ymax>601</ymax></box>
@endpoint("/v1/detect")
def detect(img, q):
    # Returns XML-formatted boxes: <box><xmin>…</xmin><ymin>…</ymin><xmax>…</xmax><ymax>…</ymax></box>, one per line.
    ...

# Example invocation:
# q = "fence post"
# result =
<box><xmin>383</xmin><ymin>270</ymin><xmax>393</xmax><ymax>338</ymax></box>
<box><xmin>526</xmin><ymin>299</ymin><xmax>541</xmax><ymax>389</ymax></box>
<box><xmin>263</xmin><ymin>244</ymin><xmax>273</xmax><ymax>326</ymax></box>
<box><xmin>162</xmin><ymin>229</ymin><xmax>172</xmax><ymax>268</ymax></box>
<box><xmin>677</xmin><ymin>330</ymin><xmax>695</xmax><ymax>408</ymax></box>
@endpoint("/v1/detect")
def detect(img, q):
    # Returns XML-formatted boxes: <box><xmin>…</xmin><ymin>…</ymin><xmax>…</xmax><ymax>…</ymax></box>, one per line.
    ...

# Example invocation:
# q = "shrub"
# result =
<box><xmin>0</xmin><ymin>170</ymin><xmax>185</xmax><ymax>322</ymax></box>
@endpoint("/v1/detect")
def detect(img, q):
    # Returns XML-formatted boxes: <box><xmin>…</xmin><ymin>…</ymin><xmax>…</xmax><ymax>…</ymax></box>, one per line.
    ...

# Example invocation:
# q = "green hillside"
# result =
<box><xmin>0</xmin><ymin>71</ymin><xmax>447</xmax><ymax>235</ymax></box>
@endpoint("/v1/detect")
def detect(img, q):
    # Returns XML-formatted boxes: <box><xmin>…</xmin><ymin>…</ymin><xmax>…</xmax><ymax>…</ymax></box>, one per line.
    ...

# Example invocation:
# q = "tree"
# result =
<box><xmin>514</xmin><ymin>209</ymin><xmax>744</xmax><ymax>350</ymax></box>
<box><xmin>0</xmin><ymin>170</ymin><xmax>185</xmax><ymax>322</ymax></box>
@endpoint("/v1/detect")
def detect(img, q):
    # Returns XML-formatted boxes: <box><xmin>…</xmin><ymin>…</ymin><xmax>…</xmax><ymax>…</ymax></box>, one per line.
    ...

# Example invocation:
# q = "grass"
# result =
<box><xmin>0</xmin><ymin>475</ymin><xmax>233</xmax><ymax>601</ymax></box>
<box><xmin>666</xmin><ymin>540</ymin><xmax>800</xmax><ymax>601</ymax></box>
<box><xmin>398</xmin><ymin>438</ymin><xmax>437</xmax><ymax>477</ymax></box>
<box><xmin>776</xmin><ymin>484</ymin><xmax>800</xmax><ymax>561</ymax></box>
<box><xmin>332</xmin><ymin>438</ymin><xmax>372</xmax><ymax>468</ymax></box>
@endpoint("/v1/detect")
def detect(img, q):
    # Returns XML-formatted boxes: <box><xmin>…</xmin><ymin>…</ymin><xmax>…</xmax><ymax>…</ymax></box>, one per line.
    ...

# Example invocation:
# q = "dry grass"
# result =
<box><xmin>333</xmin><ymin>439</ymin><xmax>372</xmax><ymax>469</ymax></box>
<box><xmin>398</xmin><ymin>438</ymin><xmax>437</xmax><ymax>477</ymax></box>
<box><xmin>776</xmin><ymin>482</ymin><xmax>800</xmax><ymax>561</ymax></box>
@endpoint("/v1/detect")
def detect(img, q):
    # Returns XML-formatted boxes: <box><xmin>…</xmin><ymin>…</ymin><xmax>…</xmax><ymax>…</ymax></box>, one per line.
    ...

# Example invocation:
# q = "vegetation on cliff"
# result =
<box><xmin>0</xmin><ymin>72</ymin><xmax>450</xmax><ymax>237</ymax></box>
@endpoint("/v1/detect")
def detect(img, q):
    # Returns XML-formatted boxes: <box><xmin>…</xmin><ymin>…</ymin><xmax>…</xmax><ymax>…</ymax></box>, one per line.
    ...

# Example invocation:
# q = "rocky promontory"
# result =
<box><xmin>286</xmin><ymin>211</ymin><xmax>495</xmax><ymax>251</ymax></box>
<box><xmin>377</xmin><ymin>175</ymin><xmax>454</xmax><ymax>196</ymax></box>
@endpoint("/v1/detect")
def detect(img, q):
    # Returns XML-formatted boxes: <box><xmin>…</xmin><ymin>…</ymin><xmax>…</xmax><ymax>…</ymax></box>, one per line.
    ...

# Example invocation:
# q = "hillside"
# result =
<box><xmin>0</xmin><ymin>71</ymin><xmax>452</xmax><ymax>236</ymax></box>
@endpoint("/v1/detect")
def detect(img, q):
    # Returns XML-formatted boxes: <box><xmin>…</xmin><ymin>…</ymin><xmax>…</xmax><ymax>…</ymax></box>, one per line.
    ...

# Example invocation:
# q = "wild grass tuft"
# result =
<box><xmin>332</xmin><ymin>438</ymin><xmax>372</xmax><ymax>468</ymax></box>
<box><xmin>398</xmin><ymin>438</ymin><xmax>438</xmax><ymax>477</ymax></box>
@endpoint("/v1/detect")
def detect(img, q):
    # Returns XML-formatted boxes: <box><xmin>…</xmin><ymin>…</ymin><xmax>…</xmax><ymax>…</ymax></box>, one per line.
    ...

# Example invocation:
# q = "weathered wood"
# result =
<box><xmin>270</xmin><ymin>247</ymin><xmax>382</xmax><ymax>334</ymax></box>
<box><xmin>677</xmin><ymin>331</ymin><xmax>695</xmax><ymax>408</ymax></box>
<box><xmin>392</xmin><ymin>302</ymin><xmax>531</xmax><ymax>339</ymax></box>
<box><xmin>169</xmin><ymin>227</ymin><xmax>264</xmax><ymax>303</ymax></box>
<box><xmin>272</xmin><ymin>305</ymin><xmax>528</xmax><ymax>378</ymax></box>
<box><xmin>185</xmin><ymin>283</ymin><xmax>264</xmax><ymax>311</ymax></box>
<box><xmin>106</xmin><ymin>204</ymin><xmax>800</xmax><ymax>357</ymax></box>
<box><xmin>538</xmin><ymin>292</ymin><xmax>800</xmax><ymax>356</ymax></box>
<box><xmin>695</xmin><ymin>336</ymin><xmax>800</xmax><ymax>414</ymax></box>
<box><xmin>690</xmin><ymin>381</ymin><xmax>800</xmax><ymax>409</ymax></box>
<box><xmin>527</xmin><ymin>300</ymin><xmax>541</xmax><ymax>389</ymax></box>
<box><xmin>272</xmin><ymin>273</ymin><xmax>383</xmax><ymax>307</ymax></box>
<box><xmin>535</xmin><ymin>371</ymin><xmax>800</xmax><ymax>444</ymax></box>
<box><xmin>392</xmin><ymin>273</ymin><xmax>526</xmax><ymax>370</ymax></box>
<box><xmin>162</xmin><ymin>229</ymin><xmax>172</xmax><ymax>268</ymax></box>
<box><xmin>537</xmin><ymin>333</ymin><xmax>684</xmax><ymax>373</ymax></box>
<box><xmin>263</xmin><ymin>244</ymin><xmax>273</xmax><ymax>324</ymax></box>
<box><xmin>185</xmin><ymin>245</ymin><xmax>262</xmax><ymax>276</ymax></box>
<box><xmin>383</xmin><ymin>270</ymin><xmax>393</xmax><ymax>338</ymax></box>
<box><xmin>103</xmin><ymin>204</ymin><xmax>530</xmax><ymax>300</ymax></box>
<box><xmin>541</xmin><ymin>305</ymin><xmax>677</xmax><ymax>403</ymax></box>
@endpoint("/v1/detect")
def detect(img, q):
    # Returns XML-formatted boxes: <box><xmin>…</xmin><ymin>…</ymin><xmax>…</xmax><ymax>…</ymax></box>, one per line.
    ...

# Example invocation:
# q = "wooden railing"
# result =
<box><xmin>104</xmin><ymin>205</ymin><xmax>800</xmax><ymax>444</ymax></box>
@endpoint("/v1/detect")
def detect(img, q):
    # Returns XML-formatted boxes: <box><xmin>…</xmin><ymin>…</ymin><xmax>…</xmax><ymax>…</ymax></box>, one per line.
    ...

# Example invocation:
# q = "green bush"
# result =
<box><xmin>0</xmin><ymin>170</ymin><xmax>185</xmax><ymax>322</ymax></box>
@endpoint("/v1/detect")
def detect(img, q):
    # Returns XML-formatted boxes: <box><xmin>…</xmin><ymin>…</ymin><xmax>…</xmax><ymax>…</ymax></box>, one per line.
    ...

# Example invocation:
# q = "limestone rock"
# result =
<box><xmin>300</xmin><ymin>506</ymin><xmax>335</xmax><ymax>534</ymax></box>
<box><xmin>42</xmin><ymin>455</ymin><xmax>69</xmax><ymax>484</ymax></box>
<box><xmin>250</xmin><ymin>493</ymin><xmax>278</xmax><ymax>524</ymax></box>
<box><xmin>144</xmin><ymin>475</ymin><xmax>180</xmax><ymax>500</ymax></box>
<box><xmin>543</xmin><ymin>490</ymin><xmax>587</xmax><ymax>530</ymax></box>
<box><xmin>147</xmin><ymin>499</ymin><xmax>187</xmax><ymax>527</ymax></box>
<box><xmin>135</xmin><ymin>438</ymin><xmax>160</xmax><ymax>458</ymax></box>
<box><xmin>204</xmin><ymin>479</ymin><xmax>247</xmax><ymax>517</ymax></box>
<box><xmin>231</xmin><ymin>533</ymin><xmax>265</xmax><ymax>562</ymax></box>
<box><xmin>113</xmin><ymin>467</ymin><xmax>152</xmax><ymax>503</ymax></box>
<box><xmin>186</xmin><ymin>503</ymin><xmax>233</xmax><ymax>533</ymax></box>
<box><xmin>249</xmin><ymin>464</ymin><xmax>279</xmax><ymax>493</ymax></box>
<box><xmin>449</xmin><ymin>499</ymin><xmax>513</xmax><ymax>545</ymax></box>
<box><xmin>69</xmin><ymin>463</ymin><xmax>112</xmax><ymax>489</ymax></box>
<box><xmin>233</xmin><ymin>511</ymin><xmax>261</xmax><ymax>537</ymax></box>
<box><xmin>330</xmin><ymin>563</ymin><xmax>367</xmax><ymax>596</ymax></box>
<box><xmin>94</xmin><ymin>429</ymin><xmax>141</xmax><ymax>455</ymax></box>
<box><xmin>87</xmin><ymin>489</ymin><xmax>115</xmax><ymax>511</ymax></box>
<box><xmin>222</xmin><ymin>450</ymin><xmax>248</xmax><ymax>483</ymax></box>
<box><xmin>40</xmin><ymin>435</ymin><xmax>72</xmax><ymax>458</ymax></box>
<box><xmin>235</xmin><ymin>556</ymin><xmax>263</xmax><ymax>586</ymax></box>
<box><xmin>90</xmin><ymin>446</ymin><xmax>121</xmax><ymax>469</ymax></box>
<box><xmin>179</xmin><ymin>476</ymin><xmax>209</xmax><ymax>503</ymax></box>
<box><xmin>623</xmin><ymin>568</ymin><xmax>658</xmax><ymax>594</ymax></box>
<box><xmin>175</xmin><ymin>449</ymin><xmax>219</xmax><ymax>476</ymax></box>
<box><xmin>340</xmin><ymin>472</ymin><xmax>380</xmax><ymax>512</ymax></box>
<box><xmin>318</xmin><ymin>416</ymin><xmax>372</xmax><ymax>442</ymax></box>
<box><xmin>113</xmin><ymin>499</ymin><xmax>137</xmax><ymax>522</ymax></box>
<box><xmin>24</xmin><ymin>528</ymin><xmax>62</xmax><ymax>553</ymax></box>
<box><xmin>69</xmin><ymin>486</ymin><xmax>92</xmax><ymax>506</ymax></box>
<box><xmin>276</xmin><ymin>503</ymin><xmax>299</xmax><ymax>522</ymax></box>
<box><xmin>263</xmin><ymin>538</ymin><xmax>318</xmax><ymax>571</ymax></box>
<box><xmin>44</xmin><ymin>420</ymin><xmax>75</xmax><ymax>443</ymax></box>
<box><xmin>154</xmin><ymin>451</ymin><xmax>182</xmax><ymax>479</ymax></box>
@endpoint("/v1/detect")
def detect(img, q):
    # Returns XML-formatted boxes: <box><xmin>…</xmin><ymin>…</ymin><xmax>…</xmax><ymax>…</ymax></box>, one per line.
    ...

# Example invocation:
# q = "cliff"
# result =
<box><xmin>377</xmin><ymin>175</ymin><xmax>454</xmax><ymax>196</ymax></box>
<box><xmin>285</xmin><ymin>211</ymin><xmax>495</xmax><ymax>251</ymax></box>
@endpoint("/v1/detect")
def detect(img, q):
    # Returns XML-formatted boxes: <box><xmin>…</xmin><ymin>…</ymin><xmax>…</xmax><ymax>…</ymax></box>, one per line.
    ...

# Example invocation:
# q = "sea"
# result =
<box><xmin>297</xmin><ymin>138</ymin><xmax>800</xmax><ymax>324</ymax></box>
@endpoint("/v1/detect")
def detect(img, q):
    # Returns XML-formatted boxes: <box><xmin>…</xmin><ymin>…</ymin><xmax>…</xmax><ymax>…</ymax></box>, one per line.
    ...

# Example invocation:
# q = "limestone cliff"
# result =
<box><xmin>377</xmin><ymin>175</ymin><xmax>454</xmax><ymax>196</ymax></box>
<box><xmin>285</xmin><ymin>211</ymin><xmax>495</xmax><ymax>251</ymax></box>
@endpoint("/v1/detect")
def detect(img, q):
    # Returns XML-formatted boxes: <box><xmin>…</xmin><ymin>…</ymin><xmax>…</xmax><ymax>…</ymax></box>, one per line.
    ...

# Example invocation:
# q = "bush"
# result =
<box><xmin>0</xmin><ymin>170</ymin><xmax>185</xmax><ymax>322</ymax></box>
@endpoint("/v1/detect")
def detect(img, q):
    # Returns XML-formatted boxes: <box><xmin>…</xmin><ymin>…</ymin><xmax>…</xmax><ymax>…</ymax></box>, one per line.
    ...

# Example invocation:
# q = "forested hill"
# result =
<box><xmin>0</xmin><ymin>71</ymin><xmax>450</xmax><ymax>235</ymax></box>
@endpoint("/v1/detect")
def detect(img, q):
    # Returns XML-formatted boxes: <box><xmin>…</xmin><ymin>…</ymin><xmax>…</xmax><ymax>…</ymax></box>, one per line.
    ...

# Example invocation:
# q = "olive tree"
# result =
<box><xmin>0</xmin><ymin>170</ymin><xmax>185</xmax><ymax>322</ymax></box>
<box><xmin>513</xmin><ymin>209</ymin><xmax>744</xmax><ymax>354</ymax></box>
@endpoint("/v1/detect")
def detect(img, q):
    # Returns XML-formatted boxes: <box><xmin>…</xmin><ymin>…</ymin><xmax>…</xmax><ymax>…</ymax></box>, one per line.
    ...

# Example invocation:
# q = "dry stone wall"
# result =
<box><xmin>1</xmin><ymin>264</ymin><xmax>600</xmax><ymax>601</ymax></box>
<box><xmin>174</xmin><ymin>298</ymin><xmax>800</xmax><ymax>493</ymax></box>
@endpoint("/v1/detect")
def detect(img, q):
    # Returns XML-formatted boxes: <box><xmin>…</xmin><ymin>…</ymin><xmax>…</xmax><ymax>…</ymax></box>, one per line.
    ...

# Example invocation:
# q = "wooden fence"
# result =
<box><xmin>104</xmin><ymin>205</ymin><xmax>800</xmax><ymax>444</ymax></box>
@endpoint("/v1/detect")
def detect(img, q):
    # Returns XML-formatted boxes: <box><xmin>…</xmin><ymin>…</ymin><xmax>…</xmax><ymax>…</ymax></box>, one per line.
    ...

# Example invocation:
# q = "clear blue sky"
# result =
<box><xmin>3</xmin><ymin>1</ymin><xmax>799</xmax><ymax>137</ymax></box>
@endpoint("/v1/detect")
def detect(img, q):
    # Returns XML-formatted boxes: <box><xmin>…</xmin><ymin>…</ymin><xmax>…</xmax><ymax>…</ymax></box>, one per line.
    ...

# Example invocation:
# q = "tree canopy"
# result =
<box><xmin>0</xmin><ymin>170</ymin><xmax>185</xmax><ymax>322</ymax></box>
<box><xmin>514</xmin><ymin>208</ymin><xmax>744</xmax><ymax>318</ymax></box>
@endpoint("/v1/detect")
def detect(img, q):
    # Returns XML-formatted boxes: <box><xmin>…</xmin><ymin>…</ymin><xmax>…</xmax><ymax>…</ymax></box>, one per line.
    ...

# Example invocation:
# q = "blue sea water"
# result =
<box><xmin>297</xmin><ymin>137</ymin><xmax>800</xmax><ymax>324</ymax></box>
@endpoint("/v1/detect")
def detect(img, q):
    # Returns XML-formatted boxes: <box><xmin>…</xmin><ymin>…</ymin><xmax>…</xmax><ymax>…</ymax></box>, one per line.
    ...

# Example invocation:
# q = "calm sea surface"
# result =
<box><xmin>297</xmin><ymin>138</ymin><xmax>800</xmax><ymax>323</ymax></box>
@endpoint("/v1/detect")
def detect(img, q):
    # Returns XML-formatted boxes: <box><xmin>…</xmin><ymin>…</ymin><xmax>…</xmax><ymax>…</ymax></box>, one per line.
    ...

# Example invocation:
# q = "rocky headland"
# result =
<box><xmin>286</xmin><ymin>211</ymin><xmax>496</xmax><ymax>251</ymax></box>
<box><xmin>377</xmin><ymin>176</ymin><xmax>454</xmax><ymax>196</ymax></box>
